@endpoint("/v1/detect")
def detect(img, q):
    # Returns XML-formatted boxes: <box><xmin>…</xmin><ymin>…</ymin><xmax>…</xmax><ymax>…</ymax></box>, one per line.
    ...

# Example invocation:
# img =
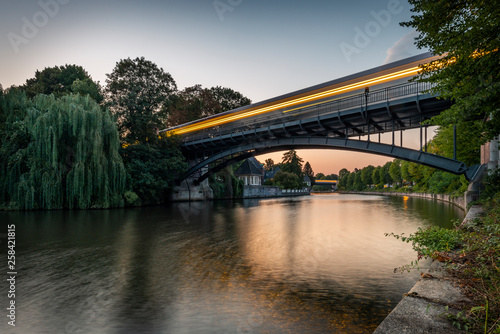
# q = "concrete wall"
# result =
<box><xmin>170</xmin><ymin>178</ymin><xmax>213</xmax><ymax>201</ymax></box>
<box><xmin>352</xmin><ymin>191</ymin><xmax>466</xmax><ymax>211</ymax></box>
<box><xmin>481</xmin><ymin>135</ymin><xmax>499</xmax><ymax>169</ymax></box>
<box><xmin>243</xmin><ymin>185</ymin><xmax>310</xmax><ymax>199</ymax></box>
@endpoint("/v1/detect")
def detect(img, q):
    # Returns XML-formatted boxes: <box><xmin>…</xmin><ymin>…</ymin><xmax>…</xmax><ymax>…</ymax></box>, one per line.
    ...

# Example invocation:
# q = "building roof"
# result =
<box><xmin>235</xmin><ymin>159</ymin><xmax>264</xmax><ymax>176</ymax></box>
<box><xmin>264</xmin><ymin>166</ymin><xmax>280</xmax><ymax>179</ymax></box>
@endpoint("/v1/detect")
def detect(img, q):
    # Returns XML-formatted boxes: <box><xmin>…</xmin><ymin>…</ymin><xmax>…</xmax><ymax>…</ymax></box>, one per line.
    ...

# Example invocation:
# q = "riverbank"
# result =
<box><xmin>373</xmin><ymin>205</ymin><xmax>484</xmax><ymax>333</ymax></box>
<box><xmin>242</xmin><ymin>185</ymin><xmax>310</xmax><ymax>198</ymax></box>
<box><xmin>341</xmin><ymin>191</ymin><xmax>467</xmax><ymax>211</ymax></box>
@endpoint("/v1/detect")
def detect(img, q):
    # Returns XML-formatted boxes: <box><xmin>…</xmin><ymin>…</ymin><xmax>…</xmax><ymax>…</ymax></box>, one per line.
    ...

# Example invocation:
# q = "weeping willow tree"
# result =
<box><xmin>0</xmin><ymin>91</ymin><xmax>127</xmax><ymax>210</ymax></box>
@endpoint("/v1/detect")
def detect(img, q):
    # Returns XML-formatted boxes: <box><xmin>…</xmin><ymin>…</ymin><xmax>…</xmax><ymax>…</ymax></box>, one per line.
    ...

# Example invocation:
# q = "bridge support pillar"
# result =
<box><xmin>170</xmin><ymin>177</ymin><xmax>213</xmax><ymax>202</ymax></box>
<box><xmin>482</xmin><ymin>135</ymin><xmax>499</xmax><ymax>170</ymax></box>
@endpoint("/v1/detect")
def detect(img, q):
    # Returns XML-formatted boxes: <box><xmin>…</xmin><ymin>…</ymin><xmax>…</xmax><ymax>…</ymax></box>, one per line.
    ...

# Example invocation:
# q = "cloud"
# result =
<box><xmin>384</xmin><ymin>30</ymin><xmax>420</xmax><ymax>63</ymax></box>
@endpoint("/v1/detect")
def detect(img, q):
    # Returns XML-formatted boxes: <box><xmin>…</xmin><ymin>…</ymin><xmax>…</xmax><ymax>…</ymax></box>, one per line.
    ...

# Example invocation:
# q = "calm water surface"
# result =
<box><xmin>0</xmin><ymin>194</ymin><xmax>463</xmax><ymax>334</ymax></box>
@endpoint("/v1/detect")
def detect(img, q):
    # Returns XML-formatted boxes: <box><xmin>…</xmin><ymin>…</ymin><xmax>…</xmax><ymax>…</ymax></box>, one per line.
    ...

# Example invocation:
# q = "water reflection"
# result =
<box><xmin>0</xmin><ymin>194</ymin><xmax>463</xmax><ymax>334</ymax></box>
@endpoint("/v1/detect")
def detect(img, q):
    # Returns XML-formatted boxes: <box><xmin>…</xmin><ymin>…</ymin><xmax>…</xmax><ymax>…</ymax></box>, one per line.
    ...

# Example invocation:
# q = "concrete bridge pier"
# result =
<box><xmin>171</xmin><ymin>161</ymin><xmax>213</xmax><ymax>201</ymax></box>
<box><xmin>464</xmin><ymin>135</ymin><xmax>500</xmax><ymax>206</ymax></box>
<box><xmin>170</xmin><ymin>177</ymin><xmax>213</xmax><ymax>201</ymax></box>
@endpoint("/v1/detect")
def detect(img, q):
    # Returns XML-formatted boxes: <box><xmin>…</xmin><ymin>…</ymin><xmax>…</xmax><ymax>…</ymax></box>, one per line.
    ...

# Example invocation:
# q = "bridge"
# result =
<box><xmin>313</xmin><ymin>180</ymin><xmax>338</xmax><ymax>190</ymax></box>
<box><xmin>164</xmin><ymin>52</ymin><xmax>482</xmax><ymax>185</ymax></box>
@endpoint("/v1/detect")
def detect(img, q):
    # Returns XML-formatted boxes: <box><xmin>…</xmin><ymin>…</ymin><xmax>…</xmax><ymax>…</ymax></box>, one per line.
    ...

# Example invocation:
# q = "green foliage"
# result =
<box><xmin>361</xmin><ymin>165</ymin><xmax>375</xmax><ymax>186</ymax></box>
<box><xmin>22</xmin><ymin>65</ymin><xmax>103</xmax><ymax>103</ymax></box>
<box><xmin>0</xmin><ymin>92</ymin><xmax>126</xmax><ymax>210</ymax></box>
<box><xmin>389</xmin><ymin>159</ymin><xmax>402</xmax><ymax>184</ymax></box>
<box><xmin>273</xmin><ymin>171</ymin><xmax>301</xmax><ymax>189</ymax></box>
<box><xmin>402</xmin><ymin>0</ymin><xmax>500</xmax><ymax>138</ymax></box>
<box><xmin>338</xmin><ymin>168</ymin><xmax>350</xmax><ymax>190</ymax></box>
<box><xmin>312</xmin><ymin>185</ymin><xmax>331</xmax><ymax>192</ymax></box>
<box><xmin>372</xmin><ymin>167</ymin><xmax>382</xmax><ymax>187</ymax></box>
<box><xmin>120</xmin><ymin>139</ymin><xmax>187</xmax><ymax>205</ymax></box>
<box><xmin>263</xmin><ymin>179</ymin><xmax>274</xmax><ymax>186</ymax></box>
<box><xmin>71</xmin><ymin>78</ymin><xmax>104</xmax><ymax>104</ymax></box>
<box><xmin>303</xmin><ymin>161</ymin><xmax>314</xmax><ymax>179</ymax></box>
<box><xmin>389</xmin><ymin>194</ymin><xmax>500</xmax><ymax>333</ymax></box>
<box><xmin>280</xmin><ymin>150</ymin><xmax>304</xmax><ymax>178</ymax></box>
<box><xmin>123</xmin><ymin>190</ymin><xmax>141</xmax><ymax>207</ymax></box>
<box><xmin>381</xmin><ymin>161</ymin><xmax>392</xmax><ymax>185</ymax></box>
<box><xmin>315</xmin><ymin>172</ymin><xmax>325</xmax><ymax>180</ymax></box>
<box><xmin>429</xmin><ymin>122</ymin><xmax>482</xmax><ymax>167</ymax></box>
<box><xmin>209</xmin><ymin>86</ymin><xmax>252</xmax><ymax>114</ymax></box>
<box><xmin>232</xmin><ymin>175</ymin><xmax>245</xmax><ymax>198</ymax></box>
<box><xmin>209</xmin><ymin>166</ymin><xmax>244</xmax><ymax>199</ymax></box>
<box><xmin>428</xmin><ymin>171</ymin><xmax>467</xmax><ymax>195</ymax></box>
<box><xmin>105</xmin><ymin>57</ymin><xmax>177</xmax><ymax>143</ymax></box>
<box><xmin>166</xmin><ymin>84</ymin><xmax>251</xmax><ymax>127</ymax></box>
<box><xmin>264</xmin><ymin>158</ymin><xmax>275</xmax><ymax>171</ymax></box>
<box><xmin>387</xmin><ymin>226</ymin><xmax>463</xmax><ymax>262</ymax></box>
<box><xmin>480</xmin><ymin>168</ymin><xmax>500</xmax><ymax>202</ymax></box>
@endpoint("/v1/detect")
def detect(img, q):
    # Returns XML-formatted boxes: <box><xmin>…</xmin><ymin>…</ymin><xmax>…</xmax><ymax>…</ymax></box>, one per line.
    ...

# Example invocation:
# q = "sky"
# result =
<box><xmin>0</xmin><ymin>0</ymin><xmax>428</xmax><ymax>175</ymax></box>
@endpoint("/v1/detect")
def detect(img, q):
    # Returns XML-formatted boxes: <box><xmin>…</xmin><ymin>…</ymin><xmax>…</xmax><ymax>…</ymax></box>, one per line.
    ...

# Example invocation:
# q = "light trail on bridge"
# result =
<box><xmin>164</xmin><ymin>53</ymin><xmax>442</xmax><ymax>136</ymax></box>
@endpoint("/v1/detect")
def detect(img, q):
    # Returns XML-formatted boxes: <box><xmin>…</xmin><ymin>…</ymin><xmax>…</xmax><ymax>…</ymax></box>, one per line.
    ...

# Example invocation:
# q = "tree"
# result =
<box><xmin>354</xmin><ymin>172</ymin><xmax>364</xmax><ymax>191</ymax></box>
<box><xmin>400</xmin><ymin>160</ymin><xmax>411</xmax><ymax>184</ymax></box>
<box><xmin>361</xmin><ymin>165</ymin><xmax>375</xmax><ymax>187</ymax></box>
<box><xmin>338</xmin><ymin>168</ymin><xmax>349</xmax><ymax>181</ymax></box>
<box><xmin>105</xmin><ymin>57</ymin><xmax>177</xmax><ymax>143</ymax></box>
<box><xmin>209</xmin><ymin>86</ymin><xmax>251</xmax><ymax>114</ymax></box>
<box><xmin>120</xmin><ymin>139</ymin><xmax>187</xmax><ymax>205</ymax></box>
<box><xmin>0</xmin><ymin>92</ymin><xmax>126</xmax><ymax>210</ymax></box>
<box><xmin>427</xmin><ymin>123</ymin><xmax>482</xmax><ymax>167</ymax></box>
<box><xmin>23</xmin><ymin>65</ymin><xmax>103</xmax><ymax>103</ymax></box>
<box><xmin>389</xmin><ymin>159</ymin><xmax>402</xmax><ymax>184</ymax></box>
<box><xmin>315</xmin><ymin>173</ymin><xmax>325</xmax><ymax>180</ymax></box>
<box><xmin>338</xmin><ymin>168</ymin><xmax>350</xmax><ymax>190</ymax></box>
<box><xmin>381</xmin><ymin>161</ymin><xmax>392</xmax><ymax>185</ymax></box>
<box><xmin>273</xmin><ymin>171</ymin><xmax>301</xmax><ymax>189</ymax></box>
<box><xmin>372</xmin><ymin>167</ymin><xmax>382</xmax><ymax>188</ymax></box>
<box><xmin>402</xmin><ymin>0</ymin><xmax>500</xmax><ymax>137</ymax></box>
<box><xmin>303</xmin><ymin>161</ymin><xmax>314</xmax><ymax>179</ymax></box>
<box><xmin>280</xmin><ymin>149</ymin><xmax>304</xmax><ymax>178</ymax></box>
<box><xmin>166</xmin><ymin>85</ymin><xmax>215</xmax><ymax>126</ymax></box>
<box><xmin>347</xmin><ymin>172</ymin><xmax>356</xmax><ymax>190</ymax></box>
<box><xmin>264</xmin><ymin>158</ymin><xmax>275</xmax><ymax>171</ymax></box>
<box><xmin>166</xmin><ymin>84</ymin><xmax>251</xmax><ymax>127</ymax></box>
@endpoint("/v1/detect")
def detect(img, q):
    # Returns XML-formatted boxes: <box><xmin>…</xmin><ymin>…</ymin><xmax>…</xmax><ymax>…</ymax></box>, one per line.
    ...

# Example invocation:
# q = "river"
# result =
<box><xmin>0</xmin><ymin>193</ymin><xmax>463</xmax><ymax>334</ymax></box>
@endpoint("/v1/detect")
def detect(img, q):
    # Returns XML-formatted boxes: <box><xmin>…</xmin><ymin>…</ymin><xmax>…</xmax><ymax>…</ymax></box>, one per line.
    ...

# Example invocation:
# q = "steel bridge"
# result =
<box><xmin>164</xmin><ymin>53</ymin><xmax>481</xmax><ymax>184</ymax></box>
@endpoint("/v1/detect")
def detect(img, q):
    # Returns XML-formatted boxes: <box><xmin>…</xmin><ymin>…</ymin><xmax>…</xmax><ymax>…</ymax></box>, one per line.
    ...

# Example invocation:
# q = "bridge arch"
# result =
<box><xmin>181</xmin><ymin>136</ymin><xmax>480</xmax><ymax>184</ymax></box>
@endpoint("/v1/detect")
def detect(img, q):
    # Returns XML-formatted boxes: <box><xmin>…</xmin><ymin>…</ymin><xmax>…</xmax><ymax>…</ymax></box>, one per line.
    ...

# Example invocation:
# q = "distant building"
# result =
<box><xmin>235</xmin><ymin>157</ymin><xmax>265</xmax><ymax>186</ymax></box>
<box><xmin>264</xmin><ymin>166</ymin><xmax>280</xmax><ymax>181</ymax></box>
<box><xmin>303</xmin><ymin>174</ymin><xmax>312</xmax><ymax>187</ymax></box>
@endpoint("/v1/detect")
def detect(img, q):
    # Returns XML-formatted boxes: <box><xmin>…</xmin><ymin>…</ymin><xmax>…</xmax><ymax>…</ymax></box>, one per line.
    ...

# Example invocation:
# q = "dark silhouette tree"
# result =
<box><xmin>403</xmin><ymin>0</ymin><xmax>500</xmax><ymax>138</ymax></box>
<box><xmin>105</xmin><ymin>57</ymin><xmax>177</xmax><ymax>143</ymax></box>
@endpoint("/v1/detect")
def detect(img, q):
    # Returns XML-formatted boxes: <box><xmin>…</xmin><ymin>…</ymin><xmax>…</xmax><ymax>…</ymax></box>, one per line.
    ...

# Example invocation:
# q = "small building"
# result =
<box><xmin>235</xmin><ymin>157</ymin><xmax>265</xmax><ymax>186</ymax></box>
<box><xmin>264</xmin><ymin>166</ymin><xmax>280</xmax><ymax>181</ymax></box>
<box><xmin>303</xmin><ymin>174</ymin><xmax>312</xmax><ymax>187</ymax></box>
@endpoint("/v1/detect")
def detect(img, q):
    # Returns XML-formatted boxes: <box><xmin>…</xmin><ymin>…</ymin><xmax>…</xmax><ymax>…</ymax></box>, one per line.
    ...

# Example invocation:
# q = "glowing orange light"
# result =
<box><xmin>167</xmin><ymin>64</ymin><xmax>424</xmax><ymax>136</ymax></box>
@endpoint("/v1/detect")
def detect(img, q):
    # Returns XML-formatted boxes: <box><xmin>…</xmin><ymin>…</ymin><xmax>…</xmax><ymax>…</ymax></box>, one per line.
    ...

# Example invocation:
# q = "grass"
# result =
<box><xmin>386</xmin><ymin>184</ymin><xmax>500</xmax><ymax>333</ymax></box>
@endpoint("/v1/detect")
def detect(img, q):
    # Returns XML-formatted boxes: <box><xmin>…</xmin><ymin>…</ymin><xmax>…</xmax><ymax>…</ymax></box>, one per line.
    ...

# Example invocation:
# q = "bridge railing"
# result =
<box><xmin>180</xmin><ymin>81</ymin><xmax>435</xmax><ymax>143</ymax></box>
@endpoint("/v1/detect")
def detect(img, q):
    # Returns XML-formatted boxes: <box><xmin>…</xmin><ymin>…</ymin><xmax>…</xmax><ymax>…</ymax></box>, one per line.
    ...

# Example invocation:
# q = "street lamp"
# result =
<box><xmin>365</xmin><ymin>87</ymin><xmax>370</xmax><ymax>141</ymax></box>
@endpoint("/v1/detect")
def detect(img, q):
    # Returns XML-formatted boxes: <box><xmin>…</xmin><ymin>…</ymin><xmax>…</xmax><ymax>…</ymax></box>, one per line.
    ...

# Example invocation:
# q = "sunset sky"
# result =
<box><xmin>0</xmin><ymin>0</ymin><xmax>429</xmax><ymax>175</ymax></box>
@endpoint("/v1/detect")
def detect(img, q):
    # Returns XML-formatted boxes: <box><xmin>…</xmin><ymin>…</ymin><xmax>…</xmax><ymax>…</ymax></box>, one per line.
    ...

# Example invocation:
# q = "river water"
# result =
<box><xmin>0</xmin><ymin>193</ymin><xmax>463</xmax><ymax>334</ymax></box>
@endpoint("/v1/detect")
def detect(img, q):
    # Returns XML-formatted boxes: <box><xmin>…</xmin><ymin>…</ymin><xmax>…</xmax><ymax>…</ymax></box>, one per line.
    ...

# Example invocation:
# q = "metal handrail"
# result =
<box><xmin>181</xmin><ymin>81</ymin><xmax>435</xmax><ymax>143</ymax></box>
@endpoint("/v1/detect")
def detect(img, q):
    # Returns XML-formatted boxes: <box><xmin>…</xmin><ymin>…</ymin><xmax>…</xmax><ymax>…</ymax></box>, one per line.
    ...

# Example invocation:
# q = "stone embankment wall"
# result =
<box><xmin>243</xmin><ymin>185</ymin><xmax>310</xmax><ymax>199</ymax></box>
<box><xmin>373</xmin><ymin>206</ymin><xmax>483</xmax><ymax>333</ymax></box>
<box><xmin>357</xmin><ymin>191</ymin><xmax>466</xmax><ymax>211</ymax></box>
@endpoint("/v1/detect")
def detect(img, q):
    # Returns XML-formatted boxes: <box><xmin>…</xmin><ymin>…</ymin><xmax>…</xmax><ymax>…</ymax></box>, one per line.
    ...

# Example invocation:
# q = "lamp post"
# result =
<box><xmin>365</xmin><ymin>87</ymin><xmax>370</xmax><ymax>142</ymax></box>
